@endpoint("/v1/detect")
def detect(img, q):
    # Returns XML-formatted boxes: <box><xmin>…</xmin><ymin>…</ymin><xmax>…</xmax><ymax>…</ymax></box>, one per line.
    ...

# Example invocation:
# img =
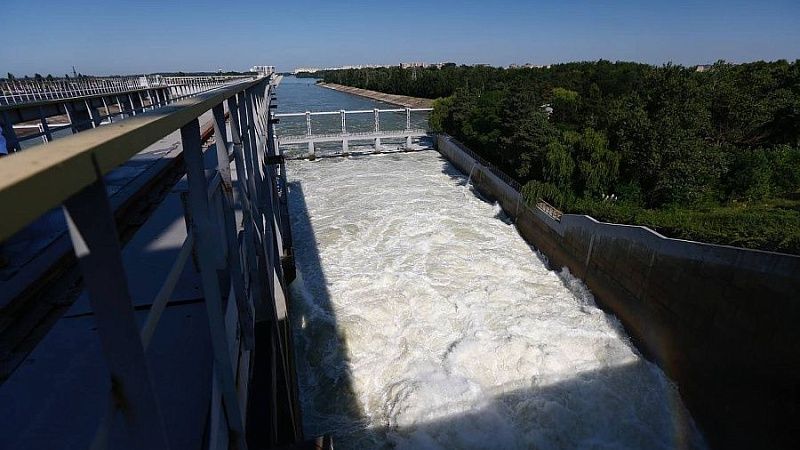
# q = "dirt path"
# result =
<box><xmin>318</xmin><ymin>82</ymin><xmax>435</xmax><ymax>109</ymax></box>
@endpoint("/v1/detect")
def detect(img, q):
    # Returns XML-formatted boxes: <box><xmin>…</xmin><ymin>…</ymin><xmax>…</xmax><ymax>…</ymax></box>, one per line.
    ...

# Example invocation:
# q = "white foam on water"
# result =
<box><xmin>287</xmin><ymin>151</ymin><xmax>705</xmax><ymax>449</ymax></box>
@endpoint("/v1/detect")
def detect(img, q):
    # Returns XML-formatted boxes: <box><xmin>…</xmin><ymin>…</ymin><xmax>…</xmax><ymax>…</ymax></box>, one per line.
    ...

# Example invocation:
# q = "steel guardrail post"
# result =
<box><xmin>213</xmin><ymin>103</ymin><xmax>255</xmax><ymax>350</ymax></box>
<box><xmin>63</xmin><ymin>178</ymin><xmax>171</xmax><ymax>450</ymax></box>
<box><xmin>228</xmin><ymin>94</ymin><xmax>266</xmax><ymax>339</ymax></box>
<box><xmin>181</xmin><ymin>118</ymin><xmax>248</xmax><ymax>450</ymax></box>
<box><xmin>1</xmin><ymin>111</ymin><xmax>20</xmax><ymax>152</ymax></box>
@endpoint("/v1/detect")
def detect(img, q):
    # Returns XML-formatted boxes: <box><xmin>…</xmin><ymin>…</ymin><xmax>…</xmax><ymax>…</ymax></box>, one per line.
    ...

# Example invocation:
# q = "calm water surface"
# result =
<box><xmin>275</xmin><ymin>76</ymin><xmax>429</xmax><ymax>156</ymax></box>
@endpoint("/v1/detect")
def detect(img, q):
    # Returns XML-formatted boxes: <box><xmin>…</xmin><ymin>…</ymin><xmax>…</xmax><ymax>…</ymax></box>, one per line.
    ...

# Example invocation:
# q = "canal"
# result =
<box><xmin>278</xmin><ymin>76</ymin><xmax>706</xmax><ymax>449</ymax></box>
<box><xmin>275</xmin><ymin>76</ymin><xmax>430</xmax><ymax>157</ymax></box>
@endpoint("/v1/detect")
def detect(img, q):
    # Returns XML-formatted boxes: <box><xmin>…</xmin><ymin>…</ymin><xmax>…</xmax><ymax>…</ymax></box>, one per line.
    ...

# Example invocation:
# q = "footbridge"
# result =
<box><xmin>0</xmin><ymin>73</ymin><xmax>314</xmax><ymax>449</ymax></box>
<box><xmin>1</xmin><ymin>74</ymin><xmax>253</xmax><ymax>106</ymax></box>
<box><xmin>1</xmin><ymin>74</ymin><xmax>257</xmax><ymax>149</ymax></box>
<box><xmin>274</xmin><ymin>107</ymin><xmax>431</xmax><ymax>157</ymax></box>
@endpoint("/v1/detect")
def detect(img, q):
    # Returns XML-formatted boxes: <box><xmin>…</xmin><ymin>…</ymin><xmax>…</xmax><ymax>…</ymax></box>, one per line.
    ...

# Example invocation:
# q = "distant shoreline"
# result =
<box><xmin>317</xmin><ymin>82</ymin><xmax>434</xmax><ymax>109</ymax></box>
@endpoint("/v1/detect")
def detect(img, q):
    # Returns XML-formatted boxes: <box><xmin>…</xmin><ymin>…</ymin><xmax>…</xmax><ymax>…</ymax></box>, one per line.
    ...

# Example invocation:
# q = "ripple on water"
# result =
<box><xmin>287</xmin><ymin>151</ymin><xmax>706</xmax><ymax>450</ymax></box>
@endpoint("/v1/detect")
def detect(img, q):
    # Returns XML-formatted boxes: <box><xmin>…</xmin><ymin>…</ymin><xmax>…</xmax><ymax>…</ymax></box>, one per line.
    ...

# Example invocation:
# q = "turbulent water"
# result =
<box><xmin>286</xmin><ymin>151</ymin><xmax>705</xmax><ymax>449</ymax></box>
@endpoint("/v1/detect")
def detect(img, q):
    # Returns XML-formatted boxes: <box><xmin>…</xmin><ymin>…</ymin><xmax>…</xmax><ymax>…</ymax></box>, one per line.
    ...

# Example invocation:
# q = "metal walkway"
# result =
<box><xmin>0</xmin><ymin>75</ymin><xmax>253</xmax><ymax>150</ymax></box>
<box><xmin>0</xmin><ymin>75</ymin><xmax>306</xmax><ymax>449</ymax></box>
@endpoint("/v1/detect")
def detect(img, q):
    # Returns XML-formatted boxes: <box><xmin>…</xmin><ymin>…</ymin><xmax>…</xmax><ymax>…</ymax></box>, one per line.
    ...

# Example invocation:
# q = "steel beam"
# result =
<box><xmin>63</xmin><ymin>178</ymin><xmax>171</xmax><ymax>450</ymax></box>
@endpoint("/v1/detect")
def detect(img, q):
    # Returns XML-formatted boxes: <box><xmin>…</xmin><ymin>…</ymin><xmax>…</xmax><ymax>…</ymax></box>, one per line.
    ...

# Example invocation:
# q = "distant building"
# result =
<box><xmin>250</xmin><ymin>65</ymin><xmax>276</xmax><ymax>77</ymax></box>
<box><xmin>297</xmin><ymin>64</ymin><xmax>395</xmax><ymax>73</ymax></box>
<box><xmin>294</xmin><ymin>67</ymin><xmax>321</xmax><ymax>74</ymax></box>
<box><xmin>695</xmin><ymin>64</ymin><xmax>713</xmax><ymax>72</ymax></box>
<box><xmin>400</xmin><ymin>62</ymin><xmax>427</xmax><ymax>69</ymax></box>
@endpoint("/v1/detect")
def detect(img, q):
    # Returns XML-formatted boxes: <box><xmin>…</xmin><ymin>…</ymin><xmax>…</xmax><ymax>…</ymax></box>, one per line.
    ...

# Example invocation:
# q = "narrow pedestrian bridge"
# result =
<box><xmin>274</xmin><ymin>107</ymin><xmax>431</xmax><ymax>158</ymax></box>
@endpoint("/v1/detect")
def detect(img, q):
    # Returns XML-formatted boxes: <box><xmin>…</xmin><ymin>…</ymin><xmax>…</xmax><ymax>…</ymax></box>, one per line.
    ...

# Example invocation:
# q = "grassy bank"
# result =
<box><xmin>564</xmin><ymin>197</ymin><xmax>800</xmax><ymax>254</ymax></box>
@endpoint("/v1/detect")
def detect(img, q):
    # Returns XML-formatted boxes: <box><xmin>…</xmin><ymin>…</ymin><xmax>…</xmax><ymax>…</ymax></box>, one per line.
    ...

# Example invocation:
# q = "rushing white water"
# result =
<box><xmin>287</xmin><ymin>150</ymin><xmax>705</xmax><ymax>449</ymax></box>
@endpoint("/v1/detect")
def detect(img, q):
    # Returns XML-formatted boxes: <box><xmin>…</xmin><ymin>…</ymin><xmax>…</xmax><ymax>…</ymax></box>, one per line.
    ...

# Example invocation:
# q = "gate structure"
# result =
<box><xmin>274</xmin><ymin>107</ymin><xmax>432</xmax><ymax>158</ymax></box>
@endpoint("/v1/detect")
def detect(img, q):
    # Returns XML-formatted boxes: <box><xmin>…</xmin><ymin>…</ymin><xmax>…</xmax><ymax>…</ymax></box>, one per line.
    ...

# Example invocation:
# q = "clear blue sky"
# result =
<box><xmin>2</xmin><ymin>0</ymin><xmax>798</xmax><ymax>75</ymax></box>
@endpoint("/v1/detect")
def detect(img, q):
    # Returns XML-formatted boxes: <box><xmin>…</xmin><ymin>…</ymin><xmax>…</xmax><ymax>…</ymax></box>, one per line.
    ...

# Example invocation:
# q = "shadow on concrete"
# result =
<box><xmin>285</xmin><ymin>181</ymin><xmax>366</xmax><ymax>441</ymax></box>
<box><xmin>0</xmin><ymin>241</ymin><xmax>213</xmax><ymax>450</ymax></box>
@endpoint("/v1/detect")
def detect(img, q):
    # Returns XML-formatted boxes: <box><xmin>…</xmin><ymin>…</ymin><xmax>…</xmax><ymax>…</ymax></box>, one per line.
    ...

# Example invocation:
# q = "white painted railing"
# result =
<box><xmin>0</xmin><ymin>75</ymin><xmax>253</xmax><ymax>106</ymax></box>
<box><xmin>0</xmin><ymin>75</ymin><xmax>300</xmax><ymax>449</ymax></box>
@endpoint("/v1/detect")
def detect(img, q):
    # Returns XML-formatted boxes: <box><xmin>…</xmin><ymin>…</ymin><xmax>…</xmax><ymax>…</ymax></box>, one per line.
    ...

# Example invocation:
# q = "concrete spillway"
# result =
<box><xmin>286</xmin><ymin>150</ymin><xmax>705</xmax><ymax>449</ymax></box>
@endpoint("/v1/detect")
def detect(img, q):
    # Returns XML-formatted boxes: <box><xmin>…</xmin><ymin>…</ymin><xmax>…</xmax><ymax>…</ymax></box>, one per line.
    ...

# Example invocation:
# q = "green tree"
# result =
<box><xmin>327</xmin><ymin>60</ymin><xmax>800</xmax><ymax>252</ymax></box>
<box><xmin>430</xmin><ymin>96</ymin><xmax>454</xmax><ymax>133</ymax></box>
<box><xmin>550</xmin><ymin>87</ymin><xmax>580</xmax><ymax>125</ymax></box>
<box><xmin>566</xmin><ymin>128</ymin><xmax>620</xmax><ymax>197</ymax></box>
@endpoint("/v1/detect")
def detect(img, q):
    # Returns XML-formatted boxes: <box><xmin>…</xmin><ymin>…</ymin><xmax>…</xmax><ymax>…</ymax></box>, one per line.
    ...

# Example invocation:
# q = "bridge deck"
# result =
<box><xmin>0</xmin><ymin>110</ymin><xmax>216</xmax><ymax>347</ymax></box>
<box><xmin>0</xmin><ymin>143</ymin><xmax>230</xmax><ymax>449</ymax></box>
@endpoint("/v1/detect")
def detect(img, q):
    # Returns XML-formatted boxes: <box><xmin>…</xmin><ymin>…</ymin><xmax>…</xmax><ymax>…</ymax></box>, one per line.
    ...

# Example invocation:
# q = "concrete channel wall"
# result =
<box><xmin>435</xmin><ymin>134</ymin><xmax>800</xmax><ymax>449</ymax></box>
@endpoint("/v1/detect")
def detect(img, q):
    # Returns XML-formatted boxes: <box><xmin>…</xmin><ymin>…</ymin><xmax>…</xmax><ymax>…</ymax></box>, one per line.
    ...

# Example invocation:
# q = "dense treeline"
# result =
<box><xmin>324</xmin><ymin>61</ymin><xmax>800</xmax><ymax>253</ymax></box>
<box><xmin>294</xmin><ymin>72</ymin><xmax>322</xmax><ymax>78</ymax></box>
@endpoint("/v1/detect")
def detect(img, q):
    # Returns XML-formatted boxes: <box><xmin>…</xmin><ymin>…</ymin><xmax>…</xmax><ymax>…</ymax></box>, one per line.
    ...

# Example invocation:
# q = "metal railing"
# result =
<box><xmin>0</xmin><ymin>75</ymin><xmax>299</xmax><ymax>449</ymax></box>
<box><xmin>159</xmin><ymin>75</ymin><xmax>253</xmax><ymax>87</ymax></box>
<box><xmin>444</xmin><ymin>135</ymin><xmax>523</xmax><ymax>191</ymax></box>
<box><xmin>1</xmin><ymin>76</ymin><xmax>158</xmax><ymax>105</ymax></box>
<box><xmin>0</xmin><ymin>75</ymin><xmax>253</xmax><ymax>106</ymax></box>
<box><xmin>275</xmin><ymin>107</ymin><xmax>432</xmax><ymax>157</ymax></box>
<box><xmin>1</xmin><ymin>76</ymin><xmax>253</xmax><ymax>151</ymax></box>
<box><xmin>442</xmin><ymin>135</ymin><xmax>564</xmax><ymax>221</ymax></box>
<box><xmin>274</xmin><ymin>107</ymin><xmax>432</xmax><ymax>136</ymax></box>
<box><xmin>278</xmin><ymin>128</ymin><xmax>428</xmax><ymax>144</ymax></box>
<box><xmin>536</xmin><ymin>199</ymin><xmax>564</xmax><ymax>221</ymax></box>
<box><xmin>8</xmin><ymin>96</ymin><xmax>166</xmax><ymax>146</ymax></box>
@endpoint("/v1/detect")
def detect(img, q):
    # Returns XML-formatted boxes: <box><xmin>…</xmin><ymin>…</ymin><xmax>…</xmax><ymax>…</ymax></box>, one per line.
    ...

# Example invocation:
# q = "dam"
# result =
<box><xmin>1</xmin><ymin>74</ymin><xmax>797</xmax><ymax>450</ymax></box>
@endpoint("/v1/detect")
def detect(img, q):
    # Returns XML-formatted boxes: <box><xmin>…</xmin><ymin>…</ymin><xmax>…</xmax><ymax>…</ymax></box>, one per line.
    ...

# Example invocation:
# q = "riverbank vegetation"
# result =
<box><xmin>323</xmin><ymin>61</ymin><xmax>800</xmax><ymax>254</ymax></box>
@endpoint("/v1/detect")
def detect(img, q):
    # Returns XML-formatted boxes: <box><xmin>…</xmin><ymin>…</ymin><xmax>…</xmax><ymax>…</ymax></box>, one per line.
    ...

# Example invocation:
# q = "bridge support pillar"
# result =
<box><xmin>0</xmin><ymin>111</ymin><xmax>20</xmax><ymax>152</ymax></box>
<box><xmin>374</xmin><ymin>137</ymin><xmax>381</xmax><ymax>150</ymax></box>
<box><xmin>127</xmin><ymin>94</ymin><xmax>137</xmax><ymax>116</ymax></box>
<box><xmin>85</xmin><ymin>101</ymin><xmax>102</xmax><ymax>128</ymax></box>
<box><xmin>39</xmin><ymin>113</ymin><xmax>53</xmax><ymax>142</ymax></box>
<box><xmin>342</xmin><ymin>138</ymin><xmax>348</xmax><ymax>153</ymax></box>
<box><xmin>406</xmin><ymin>136</ymin><xmax>413</xmax><ymax>149</ymax></box>
<box><xmin>101</xmin><ymin>97</ymin><xmax>112</xmax><ymax>123</ymax></box>
<box><xmin>65</xmin><ymin>102</ymin><xmax>93</xmax><ymax>132</ymax></box>
<box><xmin>308</xmin><ymin>141</ymin><xmax>315</xmax><ymax>158</ymax></box>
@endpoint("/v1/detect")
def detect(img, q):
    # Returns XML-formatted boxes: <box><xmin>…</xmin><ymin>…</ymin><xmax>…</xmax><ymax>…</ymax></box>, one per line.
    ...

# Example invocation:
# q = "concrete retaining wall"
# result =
<box><xmin>436</xmin><ymin>134</ymin><xmax>800</xmax><ymax>449</ymax></box>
